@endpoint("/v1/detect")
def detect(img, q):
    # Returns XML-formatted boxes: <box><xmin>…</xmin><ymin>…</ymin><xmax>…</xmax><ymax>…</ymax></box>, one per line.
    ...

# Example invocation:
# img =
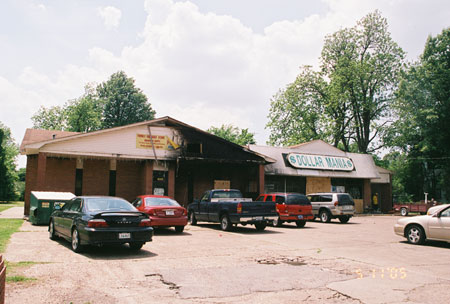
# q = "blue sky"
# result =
<box><xmin>1</xmin><ymin>0</ymin><xmax>449</xmax><ymax>167</ymax></box>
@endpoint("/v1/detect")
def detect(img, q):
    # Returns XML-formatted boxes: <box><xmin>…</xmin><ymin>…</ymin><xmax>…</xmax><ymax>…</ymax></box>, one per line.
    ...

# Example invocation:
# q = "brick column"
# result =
<box><xmin>364</xmin><ymin>179</ymin><xmax>371</xmax><ymax>210</ymax></box>
<box><xmin>141</xmin><ymin>161</ymin><xmax>153</xmax><ymax>194</ymax></box>
<box><xmin>36</xmin><ymin>153</ymin><xmax>47</xmax><ymax>190</ymax></box>
<box><xmin>258</xmin><ymin>164</ymin><xmax>265</xmax><ymax>194</ymax></box>
<box><xmin>168</xmin><ymin>162</ymin><xmax>175</xmax><ymax>198</ymax></box>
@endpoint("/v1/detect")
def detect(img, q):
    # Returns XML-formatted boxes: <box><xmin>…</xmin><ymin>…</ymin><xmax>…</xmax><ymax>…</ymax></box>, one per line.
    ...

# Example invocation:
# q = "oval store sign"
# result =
<box><xmin>286</xmin><ymin>153</ymin><xmax>354</xmax><ymax>171</ymax></box>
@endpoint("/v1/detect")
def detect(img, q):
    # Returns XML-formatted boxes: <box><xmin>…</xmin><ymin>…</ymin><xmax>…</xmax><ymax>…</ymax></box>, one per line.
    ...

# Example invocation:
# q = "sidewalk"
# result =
<box><xmin>0</xmin><ymin>207</ymin><xmax>25</xmax><ymax>219</ymax></box>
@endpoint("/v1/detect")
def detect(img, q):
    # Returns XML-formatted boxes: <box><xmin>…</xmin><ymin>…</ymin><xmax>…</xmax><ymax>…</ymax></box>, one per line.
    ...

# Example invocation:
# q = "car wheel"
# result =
<box><xmin>254</xmin><ymin>223</ymin><xmax>267</xmax><ymax>231</ymax></box>
<box><xmin>129</xmin><ymin>242</ymin><xmax>144</xmax><ymax>250</ymax></box>
<box><xmin>175</xmin><ymin>226</ymin><xmax>185</xmax><ymax>233</ymax></box>
<box><xmin>273</xmin><ymin>216</ymin><xmax>282</xmax><ymax>227</ymax></box>
<box><xmin>339</xmin><ymin>215</ymin><xmax>350</xmax><ymax>224</ymax></box>
<box><xmin>400</xmin><ymin>208</ymin><xmax>408</xmax><ymax>216</ymax></box>
<box><xmin>296</xmin><ymin>220</ymin><xmax>306</xmax><ymax>228</ymax></box>
<box><xmin>406</xmin><ymin>225</ymin><xmax>425</xmax><ymax>245</ymax></box>
<box><xmin>220</xmin><ymin>214</ymin><xmax>232</xmax><ymax>231</ymax></box>
<box><xmin>71</xmin><ymin>228</ymin><xmax>84</xmax><ymax>253</ymax></box>
<box><xmin>188</xmin><ymin>212</ymin><xmax>197</xmax><ymax>225</ymax></box>
<box><xmin>319</xmin><ymin>210</ymin><xmax>331</xmax><ymax>223</ymax></box>
<box><xmin>49</xmin><ymin>220</ymin><xmax>57</xmax><ymax>240</ymax></box>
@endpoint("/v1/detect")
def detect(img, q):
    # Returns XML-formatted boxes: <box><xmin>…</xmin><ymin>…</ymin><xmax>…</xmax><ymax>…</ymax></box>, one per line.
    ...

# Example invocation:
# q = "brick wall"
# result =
<box><xmin>116</xmin><ymin>160</ymin><xmax>143</xmax><ymax>202</ymax></box>
<box><xmin>24</xmin><ymin>155</ymin><xmax>38</xmax><ymax>216</ymax></box>
<box><xmin>44</xmin><ymin>158</ymin><xmax>76</xmax><ymax>192</ymax></box>
<box><xmin>83</xmin><ymin>159</ymin><xmax>109</xmax><ymax>196</ymax></box>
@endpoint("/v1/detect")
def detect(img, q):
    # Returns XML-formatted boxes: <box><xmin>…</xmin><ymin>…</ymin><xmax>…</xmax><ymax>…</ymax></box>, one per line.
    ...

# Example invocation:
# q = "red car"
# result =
<box><xmin>255</xmin><ymin>193</ymin><xmax>314</xmax><ymax>227</ymax></box>
<box><xmin>132</xmin><ymin>195</ymin><xmax>188</xmax><ymax>233</ymax></box>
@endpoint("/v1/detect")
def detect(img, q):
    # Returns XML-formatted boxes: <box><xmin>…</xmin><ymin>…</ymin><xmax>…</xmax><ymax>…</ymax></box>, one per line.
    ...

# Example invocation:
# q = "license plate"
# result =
<box><xmin>165</xmin><ymin>210</ymin><xmax>175</xmax><ymax>216</ymax></box>
<box><xmin>343</xmin><ymin>206</ymin><xmax>353</xmax><ymax>210</ymax></box>
<box><xmin>118</xmin><ymin>233</ymin><xmax>131</xmax><ymax>239</ymax></box>
<box><xmin>297</xmin><ymin>215</ymin><xmax>303</xmax><ymax>219</ymax></box>
<box><xmin>253</xmin><ymin>216</ymin><xmax>263</xmax><ymax>221</ymax></box>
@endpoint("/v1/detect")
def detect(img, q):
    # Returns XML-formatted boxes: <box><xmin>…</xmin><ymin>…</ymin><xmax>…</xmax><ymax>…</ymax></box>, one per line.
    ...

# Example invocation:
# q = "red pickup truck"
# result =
<box><xmin>393</xmin><ymin>202</ymin><xmax>435</xmax><ymax>216</ymax></box>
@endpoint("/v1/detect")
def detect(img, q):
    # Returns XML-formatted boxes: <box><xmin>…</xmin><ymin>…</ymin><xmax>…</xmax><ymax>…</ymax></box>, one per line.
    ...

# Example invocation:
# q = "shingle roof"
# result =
<box><xmin>20</xmin><ymin>129</ymin><xmax>80</xmax><ymax>153</ymax></box>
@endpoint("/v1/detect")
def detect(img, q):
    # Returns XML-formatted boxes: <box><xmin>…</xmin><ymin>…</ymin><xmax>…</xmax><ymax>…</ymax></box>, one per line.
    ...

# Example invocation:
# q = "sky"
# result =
<box><xmin>1</xmin><ymin>0</ymin><xmax>449</xmax><ymax>168</ymax></box>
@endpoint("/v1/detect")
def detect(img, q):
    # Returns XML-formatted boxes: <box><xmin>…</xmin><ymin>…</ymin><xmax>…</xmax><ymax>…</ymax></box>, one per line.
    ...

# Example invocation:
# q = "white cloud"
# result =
<box><xmin>97</xmin><ymin>6</ymin><xmax>122</xmax><ymax>30</ymax></box>
<box><xmin>1</xmin><ymin>0</ymin><xmax>449</xmax><ymax>169</ymax></box>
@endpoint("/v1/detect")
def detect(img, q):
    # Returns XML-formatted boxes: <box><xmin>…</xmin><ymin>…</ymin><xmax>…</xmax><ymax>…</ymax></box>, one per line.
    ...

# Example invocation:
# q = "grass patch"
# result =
<box><xmin>5</xmin><ymin>261</ymin><xmax>44</xmax><ymax>284</ymax></box>
<box><xmin>0</xmin><ymin>218</ymin><xmax>24</xmax><ymax>252</ymax></box>
<box><xmin>6</xmin><ymin>275</ymin><xmax>37</xmax><ymax>283</ymax></box>
<box><xmin>0</xmin><ymin>201</ymin><xmax>24</xmax><ymax>213</ymax></box>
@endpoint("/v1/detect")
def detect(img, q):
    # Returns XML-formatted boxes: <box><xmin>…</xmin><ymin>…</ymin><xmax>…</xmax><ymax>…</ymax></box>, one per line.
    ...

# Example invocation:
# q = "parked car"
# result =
<box><xmin>187</xmin><ymin>189</ymin><xmax>277</xmax><ymax>231</ymax></box>
<box><xmin>132</xmin><ymin>195</ymin><xmax>188</xmax><ymax>233</ymax></box>
<box><xmin>255</xmin><ymin>193</ymin><xmax>313</xmax><ymax>227</ymax></box>
<box><xmin>49</xmin><ymin>196</ymin><xmax>153</xmax><ymax>252</ymax></box>
<box><xmin>307</xmin><ymin>193</ymin><xmax>355</xmax><ymax>223</ymax></box>
<box><xmin>394</xmin><ymin>204</ymin><xmax>450</xmax><ymax>244</ymax></box>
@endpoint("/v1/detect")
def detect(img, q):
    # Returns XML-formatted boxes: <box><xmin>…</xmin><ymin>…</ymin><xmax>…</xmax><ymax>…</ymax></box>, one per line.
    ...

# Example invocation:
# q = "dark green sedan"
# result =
<box><xmin>49</xmin><ymin>196</ymin><xmax>153</xmax><ymax>253</ymax></box>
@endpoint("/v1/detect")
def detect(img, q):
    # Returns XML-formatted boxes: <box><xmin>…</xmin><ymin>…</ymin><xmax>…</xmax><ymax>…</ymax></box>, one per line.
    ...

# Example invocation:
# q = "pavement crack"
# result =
<box><xmin>327</xmin><ymin>289</ymin><xmax>363</xmax><ymax>303</ymax></box>
<box><xmin>145</xmin><ymin>273</ymin><xmax>180</xmax><ymax>291</ymax></box>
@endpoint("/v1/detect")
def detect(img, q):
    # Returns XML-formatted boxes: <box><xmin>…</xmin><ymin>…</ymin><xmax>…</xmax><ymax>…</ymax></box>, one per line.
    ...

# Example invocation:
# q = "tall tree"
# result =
<box><xmin>66</xmin><ymin>84</ymin><xmax>103</xmax><ymax>132</ymax></box>
<box><xmin>267</xmin><ymin>11</ymin><xmax>404</xmax><ymax>153</ymax></box>
<box><xmin>98</xmin><ymin>71</ymin><xmax>156</xmax><ymax>129</ymax></box>
<box><xmin>0</xmin><ymin>122</ymin><xmax>18</xmax><ymax>201</ymax></box>
<box><xmin>31</xmin><ymin>105</ymin><xmax>67</xmax><ymax>130</ymax></box>
<box><xmin>207</xmin><ymin>124</ymin><xmax>256</xmax><ymax>145</ymax></box>
<box><xmin>30</xmin><ymin>72</ymin><xmax>156</xmax><ymax>132</ymax></box>
<box><xmin>385</xmin><ymin>27</ymin><xmax>450</xmax><ymax>200</ymax></box>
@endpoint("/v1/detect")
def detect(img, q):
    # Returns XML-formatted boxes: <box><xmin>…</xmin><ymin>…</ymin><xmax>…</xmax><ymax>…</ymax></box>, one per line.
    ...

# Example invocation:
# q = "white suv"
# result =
<box><xmin>307</xmin><ymin>193</ymin><xmax>355</xmax><ymax>223</ymax></box>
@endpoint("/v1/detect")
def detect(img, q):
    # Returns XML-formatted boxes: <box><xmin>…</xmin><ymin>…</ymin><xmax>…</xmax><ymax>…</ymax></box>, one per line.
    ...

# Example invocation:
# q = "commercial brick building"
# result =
<box><xmin>20</xmin><ymin>117</ymin><xmax>272</xmax><ymax>216</ymax></box>
<box><xmin>249</xmin><ymin>141</ymin><xmax>392</xmax><ymax>213</ymax></box>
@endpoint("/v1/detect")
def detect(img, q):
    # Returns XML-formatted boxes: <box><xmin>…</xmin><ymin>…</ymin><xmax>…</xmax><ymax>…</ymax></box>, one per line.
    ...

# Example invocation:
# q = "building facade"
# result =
<box><xmin>249</xmin><ymin>141</ymin><xmax>384</xmax><ymax>213</ymax></box>
<box><xmin>20</xmin><ymin>117</ymin><xmax>271</xmax><ymax>216</ymax></box>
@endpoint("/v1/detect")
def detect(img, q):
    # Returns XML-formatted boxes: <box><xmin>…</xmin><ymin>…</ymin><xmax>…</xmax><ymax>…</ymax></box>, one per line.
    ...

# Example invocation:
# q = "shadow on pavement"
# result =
<box><xmin>195</xmin><ymin>223</ymin><xmax>284</xmax><ymax>234</ymax></box>
<box><xmin>52</xmin><ymin>237</ymin><xmax>158</xmax><ymax>260</ymax></box>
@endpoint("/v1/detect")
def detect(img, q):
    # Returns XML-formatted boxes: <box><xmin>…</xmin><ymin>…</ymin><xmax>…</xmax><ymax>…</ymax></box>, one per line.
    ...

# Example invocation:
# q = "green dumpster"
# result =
<box><xmin>29</xmin><ymin>191</ymin><xmax>75</xmax><ymax>225</ymax></box>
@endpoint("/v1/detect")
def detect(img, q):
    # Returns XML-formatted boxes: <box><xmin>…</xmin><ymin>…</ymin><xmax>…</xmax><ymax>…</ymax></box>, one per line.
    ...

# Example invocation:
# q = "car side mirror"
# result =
<box><xmin>54</xmin><ymin>204</ymin><xmax>61</xmax><ymax>210</ymax></box>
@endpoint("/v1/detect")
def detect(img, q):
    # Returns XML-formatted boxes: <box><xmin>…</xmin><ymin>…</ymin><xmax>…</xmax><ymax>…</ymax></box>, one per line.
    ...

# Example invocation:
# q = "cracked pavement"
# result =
<box><xmin>4</xmin><ymin>216</ymin><xmax>450</xmax><ymax>303</ymax></box>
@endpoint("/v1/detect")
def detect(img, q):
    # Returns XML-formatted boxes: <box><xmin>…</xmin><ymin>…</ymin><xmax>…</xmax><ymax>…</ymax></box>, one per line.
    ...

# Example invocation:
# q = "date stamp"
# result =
<box><xmin>354</xmin><ymin>267</ymin><xmax>407</xmax><ymax>279</ymax></box>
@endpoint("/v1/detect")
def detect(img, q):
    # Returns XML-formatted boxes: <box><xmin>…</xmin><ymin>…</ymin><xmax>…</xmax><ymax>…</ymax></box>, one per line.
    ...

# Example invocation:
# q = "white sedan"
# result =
<box><xmin>394</xmin><ymin>204</ymin><xmax>450</xmax><ymax>244</ymax></box>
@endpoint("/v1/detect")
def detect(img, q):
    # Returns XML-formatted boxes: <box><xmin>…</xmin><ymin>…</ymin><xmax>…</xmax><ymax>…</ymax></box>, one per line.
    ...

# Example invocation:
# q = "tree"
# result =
<box><xmin>98</xmin><ymin>71</ymin><xmax>156</xmax><ymax>129</ymax></box>
<box><xmin>207</xmin><ymin>124</ymin><xmax>256</xmax><ymax>145</ymax></box>
<box><xmin>31</xmin><ymin>105</ymin><xmax>67</xmax><ymax>130</ymax></box>
<box><xmin>0</xmin><ymin>122</ymin><xmax>18</xmax><ymax>201</ymax></box>
<box><xmin>384</xmin><ymin>27</ymin><xmax>450</xmax><ymax>201</ymax></box>
<box><xmin>66</xmin><ymin>84</ymin><xmax>103</xmax><ymax>132</ymax></box>
<box><xmin>267</xmin><ymin>11</ymin><xmax>404</xmax><ymax>153</ymax></box>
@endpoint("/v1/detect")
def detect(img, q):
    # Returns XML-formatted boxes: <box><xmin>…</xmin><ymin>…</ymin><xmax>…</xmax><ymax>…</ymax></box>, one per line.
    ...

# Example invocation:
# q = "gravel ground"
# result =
<box><xmin>4</xmin><ymin>215</ymin><xmax>450</xmax><ymax>304</ymax></box>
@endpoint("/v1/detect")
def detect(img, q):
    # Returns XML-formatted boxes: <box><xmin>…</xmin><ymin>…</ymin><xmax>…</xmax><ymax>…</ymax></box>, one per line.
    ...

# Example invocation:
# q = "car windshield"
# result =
<box><xmin>85</xmin><ymin>198</ymin><xmax>136</xmax><ymax>212</ymax></box>
<box><xmin>211</xmin><ymin>190</ymin><xmax>242</xmax><ymax>199</ymax></box>
<box><xmin>145</xmin><ymin>197</ymin><xmax>180</xmax><ymax>207</ymax></box>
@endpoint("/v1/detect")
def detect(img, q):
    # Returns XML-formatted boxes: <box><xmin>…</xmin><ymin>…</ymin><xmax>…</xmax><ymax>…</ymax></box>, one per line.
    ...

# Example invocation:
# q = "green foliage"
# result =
<box><xmin>385</xmin><ymin>27</ymin><xmax>450</xmax><ymax>201</ymax></box>
<box><xmin>0</xmin><ymin>218</ymin><xmax>23</xmax><ymax>252</ymax></box>
<box><xmin>31</xmin><ymin>105</ymin><xmax>67</xmax><ymax>130</ymax></box>
<box><xmin>98</xmin><ymin>71</ymin><xmax>156</xmax><ymax>129</ymax></box>
<box><xmin>267</xmin><ymin>11</ymin><xmax>404</xmax><ymax>153</ymax></box>
<box><xmin>207</xmin><ymin>124</ymin><xmax>256</xmax><ymax>145</ymax></box>
<box><xmin>0</xmin><ymin>123</ymin><xmax>19</xmax><ymax>201</ymax></box>
<box><xmin>66</xmin><ymin>84</ymin><xmax>103</xmax><ymax>132</ymax></box>
<box><xmin>31</xmin><ymin>71</ymin><xmax>156</xmax><ymax>132</ymax></box>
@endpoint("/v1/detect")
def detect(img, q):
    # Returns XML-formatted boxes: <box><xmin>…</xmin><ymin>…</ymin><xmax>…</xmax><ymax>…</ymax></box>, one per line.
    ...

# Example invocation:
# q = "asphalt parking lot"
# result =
<box><xmin>4</xmin><ymin>215</ymin><xmax>450</xmax><ymax>304</ymax></box>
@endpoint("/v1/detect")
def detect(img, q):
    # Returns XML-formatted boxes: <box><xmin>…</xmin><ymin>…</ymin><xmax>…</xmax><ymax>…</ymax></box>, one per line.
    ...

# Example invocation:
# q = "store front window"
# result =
<box><xmin>265</xmin><ymin>176</ymin><xmax>306</xmax><ymax>194</ymax></box>
<box><xmin>331</xmin><ymin>178</ymin><xmax>363</xmax><ymax>199</ymax></box>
